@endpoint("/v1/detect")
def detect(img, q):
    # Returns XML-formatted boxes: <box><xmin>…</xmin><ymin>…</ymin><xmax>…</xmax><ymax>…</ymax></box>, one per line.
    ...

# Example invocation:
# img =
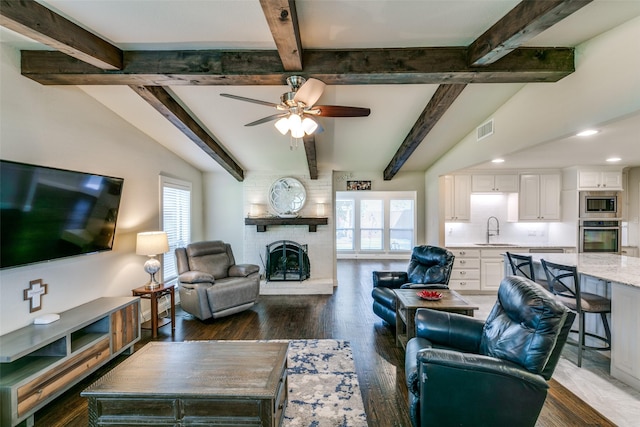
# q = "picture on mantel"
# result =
<box><xmin>347</xmin><ymin>180</ymin><xmax>371</xmax><ymax>191</ymax></box>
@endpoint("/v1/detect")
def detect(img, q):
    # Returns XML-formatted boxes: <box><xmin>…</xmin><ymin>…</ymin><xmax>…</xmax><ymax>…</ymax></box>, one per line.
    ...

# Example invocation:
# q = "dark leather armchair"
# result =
<box><xmin>176</xmin><ymin>241</ymin><xmax>260</xmax><ymax>321</ymax></box>
<box><xmin>371</xmin><ymin>246</ymin><xmax>454</xmax><ymax>325</ymax></box>
<box><xmin>404</xmin><ymin>275</ymin><xmax>575</xmax><ymax>427</ymax></box>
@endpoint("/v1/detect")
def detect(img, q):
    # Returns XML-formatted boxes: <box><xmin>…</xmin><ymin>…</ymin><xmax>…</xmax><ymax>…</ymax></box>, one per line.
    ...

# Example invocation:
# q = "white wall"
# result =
<box><xmin>426</xmin><ymin>17</ymin><xmax>640</xmax><ymax>244</ymax></box>
<box><xmin>0</xmin><ymin>45</ymin><xmax>204</xmax><ymax>334</ymax></box>
<box><xmin>203</xmin><ymin>171</ymin><xmax>244</xmax><ymax>259</ymax></box>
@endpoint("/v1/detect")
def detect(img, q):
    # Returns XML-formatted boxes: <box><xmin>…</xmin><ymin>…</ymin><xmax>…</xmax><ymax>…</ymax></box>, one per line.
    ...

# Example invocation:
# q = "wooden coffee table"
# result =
<box><xmin>394</xmin><ymin>289</ymin><xmax>478</xmax><ymax>349</ymax></box>
<box><xmin>82</xmin><ymin>341</ymin><xmax>289</xmax><ymax>426</ymax></box>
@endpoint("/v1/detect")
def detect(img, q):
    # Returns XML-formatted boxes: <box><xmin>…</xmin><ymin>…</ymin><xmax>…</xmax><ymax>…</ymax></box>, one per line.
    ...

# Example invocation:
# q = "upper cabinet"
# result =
<box><xmin>578</xmin><ymin>169</ymin><xmax>623</xmax><ymax>191</ymax></box>
<box><xmin>471</xmin><ymin>174</ymin><xmax>518</xmax><ymax>193</ymax></box>
<box><xmin>444</xmin><ymin>175</ymin><xmax>471</xmax><ymax>221</ymax></box>
<box><xmin>519</xmin><ymin>174</ymin><xmax>561</xmax><ymax>221</ymax></box>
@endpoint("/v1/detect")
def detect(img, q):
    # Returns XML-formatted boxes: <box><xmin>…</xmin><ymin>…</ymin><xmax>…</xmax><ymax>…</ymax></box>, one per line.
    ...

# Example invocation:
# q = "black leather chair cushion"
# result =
<box><xmin>371</xmin><ymin>286</ymin><xmax>397</xmax><ymax>308</ymax></box>
<box><xmin>406</xmin><ymin>246</ymin><xmax>455</xmax><ymax>286</ymax></box>
<box><xmin>480</xmin><ymin>276</ymin><xmax>570</xmax><ymax>375</ymax></box>
<box><xmin>372</xmin><ymin>271</ymin><xmax>409</xmax><ymax>289</ymax></box>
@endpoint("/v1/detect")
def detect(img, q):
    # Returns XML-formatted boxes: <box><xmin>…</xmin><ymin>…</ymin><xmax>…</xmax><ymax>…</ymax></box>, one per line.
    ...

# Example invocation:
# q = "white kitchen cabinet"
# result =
<box><xmin>578</xmin><ymin>170</ymin><xmax>623</xmax><ymax>190</ymax></box>
<box><xmin>611</xmin><ymin>282</ymin><xmax>640</xmax><ymax>390</ymax></box>
<box><xmin>471</xmin><ymin>174</ymin><xmax>518</xmax><ymax>193</ymax></box>
<box><xmin>519</xmin><ymin>174</ymin><xmax>561</xmax><ymax>221</ymax></box>
<box><xmin>444</xmin><ymin>175</ymin><xmax>471</xmax><ymax>221</ymax></box>
<box><xmin>480</xmin><ymin>249</ymin><xmax>506</xmax><ymax>291</ymax></box>
<box><xmin>446</xmin><ymin>248</ymin><xmax>480</xmax><ymax>291</ymax></box>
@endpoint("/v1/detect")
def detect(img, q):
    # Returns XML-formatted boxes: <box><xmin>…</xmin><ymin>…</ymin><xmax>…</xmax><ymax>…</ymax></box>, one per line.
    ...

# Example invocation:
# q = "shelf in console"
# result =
<box><xmin>245</xmin><ymin>217</ymin><xmax>328</xmax><ymax>232</ymax></box>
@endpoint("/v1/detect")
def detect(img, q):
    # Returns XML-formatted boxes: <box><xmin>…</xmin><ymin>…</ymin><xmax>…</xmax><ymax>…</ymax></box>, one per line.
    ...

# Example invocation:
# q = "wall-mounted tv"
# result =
<box><xmin>0</xmin><ymin>160</ymin><xmax>124</xmax><ymax>269</ymax></box>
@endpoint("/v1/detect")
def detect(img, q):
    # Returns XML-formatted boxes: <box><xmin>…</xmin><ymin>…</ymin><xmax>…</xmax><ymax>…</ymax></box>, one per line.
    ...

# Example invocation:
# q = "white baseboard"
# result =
<box><xmin>337</xmin><ymin>253</ymin><xmax>410</xmax><ymax>260</ymax></box>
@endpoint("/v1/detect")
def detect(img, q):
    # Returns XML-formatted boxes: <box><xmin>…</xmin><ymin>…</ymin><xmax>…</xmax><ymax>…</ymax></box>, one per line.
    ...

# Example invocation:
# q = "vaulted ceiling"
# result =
<box><xmin>2</xmin><ymin>0</ymin><xmax>639</xmax><ymax>181</ymax></box>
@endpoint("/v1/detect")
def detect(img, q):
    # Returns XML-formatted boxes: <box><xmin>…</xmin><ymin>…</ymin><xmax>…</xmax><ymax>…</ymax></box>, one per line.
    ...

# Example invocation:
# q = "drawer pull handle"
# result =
<box><xmin>459</xmin><ymin>271</ymin><xmax>466</xmax><ymax>275</ymax></box>
<box><xmin>460</xmin><ymin>282</ymin><xmax>466</xmax><ymax>285</ymax></box>
<box><xmin>460</xmin><ymin>260</ymin><xmax>466</xmax><ymax>264</ymax></box>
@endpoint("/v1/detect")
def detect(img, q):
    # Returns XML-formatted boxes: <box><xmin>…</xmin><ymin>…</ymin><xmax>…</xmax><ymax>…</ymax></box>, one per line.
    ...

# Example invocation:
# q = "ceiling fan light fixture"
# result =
<box><xmin>288</xmin><ymin>114</ymin><xmax>305</xmax><ymax>138</ymax></box>
<box><xmin>291</xmin><ymin>127</ymin><xmax>305</xmax><ymax>139</ymax></box>
<box><xmin>302</xmin><ymin>117</ymin><xmax>318</xmax><ymax>135</ymax></box>
<box><xmin>288</xmin><ymin>113</ymin><xmax>302</xmax><ymax>127</ymax></box>
<box><xmin>275</xmin><ymin>117</ymin><xmax>290</xmax><ymax>135</ymax></box>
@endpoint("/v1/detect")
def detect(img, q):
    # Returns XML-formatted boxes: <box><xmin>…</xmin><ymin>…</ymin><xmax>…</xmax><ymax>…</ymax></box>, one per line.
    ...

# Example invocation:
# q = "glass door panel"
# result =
<box><xmin>360</xmin><ymin>200</ymin><xmax>383</xmax><ymax>250</ymax></box>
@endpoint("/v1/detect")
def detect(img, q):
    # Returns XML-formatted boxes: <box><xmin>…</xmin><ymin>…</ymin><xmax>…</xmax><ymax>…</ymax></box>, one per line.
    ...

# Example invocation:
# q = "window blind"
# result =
<box><xmin>161</xmin><ymin>177</ymin><xmax>191</xmax><ymax>283</ymax></box>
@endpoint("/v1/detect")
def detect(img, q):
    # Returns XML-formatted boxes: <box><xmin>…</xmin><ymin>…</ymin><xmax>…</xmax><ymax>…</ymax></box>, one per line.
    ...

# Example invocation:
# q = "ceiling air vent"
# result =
<box><xmin>477</xmin><ymin>119</ymin><xmax>494</xmax><ymax>141</ymax></box>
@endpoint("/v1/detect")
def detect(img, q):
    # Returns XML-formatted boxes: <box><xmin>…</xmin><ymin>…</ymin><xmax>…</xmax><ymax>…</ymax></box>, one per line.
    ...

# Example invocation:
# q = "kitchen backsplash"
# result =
<box><xmin>445</xmin><ymin>194</ymin><xmax>558</xmax><ymax>246</ymax></box>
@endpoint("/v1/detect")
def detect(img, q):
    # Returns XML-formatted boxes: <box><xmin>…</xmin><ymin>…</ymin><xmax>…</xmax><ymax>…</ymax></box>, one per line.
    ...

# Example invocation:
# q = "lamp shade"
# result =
<box><xmin>136</xmin><ymin>231</ymin><xmax>169</xmax><ymax>256</ymax></box>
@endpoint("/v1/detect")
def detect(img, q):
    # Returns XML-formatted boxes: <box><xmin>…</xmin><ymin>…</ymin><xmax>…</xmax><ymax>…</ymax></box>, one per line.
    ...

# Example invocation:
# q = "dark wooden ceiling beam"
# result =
<box><xmin>468</xmin><ymin>0</ymin><xmax>592</xmax><ymax>66</ymax></box>
<box><xmin>0</xmin><ymin>0</ymin><xmax>122</xmax><ymax>70</ymax></box>
<box><xmin>302</xmin><ymin>135</ymin><xmax>318</xmax><ymax>180</ymax></box>
<box><xmin>383</xmin><ymin>84</ymin><xmax>467</xmax><ymax>180</ymax></box>
<box><xmin>20</xmin><ymin>46</ymin><xmax>574</xmax><ymax>85</ymax></box>
<box><xmin>259</xmin><ymin>0</ymin><xmax>303</xmax><ymax>71</ymax></box>
<box><xmin>382</xmin><ymin>0</ymin><xmax>588</xmax><ymax>179</ymax></box>
<box><xmin>130</xmin><ymin>85</ymin><xmax>244</xmax><ymax>181</ymax></box>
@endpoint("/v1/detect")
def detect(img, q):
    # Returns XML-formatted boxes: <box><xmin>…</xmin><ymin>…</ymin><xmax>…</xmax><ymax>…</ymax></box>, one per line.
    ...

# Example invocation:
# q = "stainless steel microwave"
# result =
<box><xmin>579</xmin><ymin>191</ymin><xmax>620</xmax><ymax>218</ymax></box>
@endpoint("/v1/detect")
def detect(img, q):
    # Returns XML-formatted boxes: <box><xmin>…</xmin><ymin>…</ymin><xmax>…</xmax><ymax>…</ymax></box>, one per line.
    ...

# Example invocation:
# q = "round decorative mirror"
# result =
<box><xmin>268</xmin><ymin>177</ymin><xmax>306</xmax><ymax>218</ymax></box>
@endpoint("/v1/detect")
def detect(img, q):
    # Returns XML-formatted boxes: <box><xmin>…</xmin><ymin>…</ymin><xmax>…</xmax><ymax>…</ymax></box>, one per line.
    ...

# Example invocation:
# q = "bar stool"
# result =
<box><xmin>540</xmin><ymin>259</ymin><xmax>611</xmax><ymax>367</ymax></box>
<box><xmin>506</xmin><ymin>252</ymin><xmax>536</xmax><ymax>281</ymax></box>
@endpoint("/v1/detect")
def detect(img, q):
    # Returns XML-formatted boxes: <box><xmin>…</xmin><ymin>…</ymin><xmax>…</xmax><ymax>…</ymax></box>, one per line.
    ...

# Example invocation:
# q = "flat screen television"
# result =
<box><xmin>0</xmin><ymin>160</ymin><xmax>124</xmax><ymax>269</ymax></box>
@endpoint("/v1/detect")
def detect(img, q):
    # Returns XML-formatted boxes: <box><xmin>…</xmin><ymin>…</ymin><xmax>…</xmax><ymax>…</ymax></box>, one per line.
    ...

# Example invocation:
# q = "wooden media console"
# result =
<box><xmin>0</xmin><ymin>297</ymin><xmax>140</xmax><ymax>426</ymax></box>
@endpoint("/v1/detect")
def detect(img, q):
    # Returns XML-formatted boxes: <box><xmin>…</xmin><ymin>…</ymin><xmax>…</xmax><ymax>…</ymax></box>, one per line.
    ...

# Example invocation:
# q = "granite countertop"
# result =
<box><xmin>513</xmin><ymin>252</ymin><xmax>640</xmax><ymax>289</ymax></box>
<box><xmin>446</xmin><ymin>243</ymin><xmax>572</xmax><ymax>248</ymax></box>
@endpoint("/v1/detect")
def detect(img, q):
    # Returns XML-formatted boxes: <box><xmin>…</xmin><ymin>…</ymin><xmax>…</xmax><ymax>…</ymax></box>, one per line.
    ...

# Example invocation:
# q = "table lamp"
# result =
<box><xmin>136</xmin><ymin>231</ymin><xmax>169</xmax><ymax>289</ymax></box>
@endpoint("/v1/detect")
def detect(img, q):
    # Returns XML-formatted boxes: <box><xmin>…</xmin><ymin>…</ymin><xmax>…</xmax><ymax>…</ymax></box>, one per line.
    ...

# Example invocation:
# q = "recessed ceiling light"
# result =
<box><xmin>491</xmin><ymin>158</ymin><xmax>505</xmax><ymax>163</ymax></box>
<box><xmin>606</xmin><ymin>157</ymin><xmax>621</xmax><ymax>162</ymax></box>
<box><xmin>576</xmin><ymin>129</ymin><xmax>599</xmax><ymax>137</ymax></box>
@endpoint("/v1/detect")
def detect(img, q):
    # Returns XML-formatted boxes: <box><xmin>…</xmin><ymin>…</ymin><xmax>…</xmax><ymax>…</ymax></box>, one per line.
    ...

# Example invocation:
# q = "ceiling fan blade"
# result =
<box><xmin>245</xmin><ymin>113</ymin><xmax>288</xmax><ymax>127</ymax></box>
<box><xmin>220</xmin><ymin>93</ymin><xmax>280</xmax><ymax>108</ymax></box>
<box><xmin>312</xmin><ymin>105</ymin><xmax>371</xmax><ymax>117</ymax></box>
<box><xmin>293</xmin><ymin>78</ymin><xmax>326</xmax><ymax>107</ymax></box>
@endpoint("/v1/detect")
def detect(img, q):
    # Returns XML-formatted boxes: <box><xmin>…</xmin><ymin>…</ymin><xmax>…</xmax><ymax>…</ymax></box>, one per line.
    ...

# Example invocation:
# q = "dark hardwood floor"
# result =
<box><xmin>33</xmin><ymin>259</ymin><xmax>613</xmax><ymax>427</ymax></box>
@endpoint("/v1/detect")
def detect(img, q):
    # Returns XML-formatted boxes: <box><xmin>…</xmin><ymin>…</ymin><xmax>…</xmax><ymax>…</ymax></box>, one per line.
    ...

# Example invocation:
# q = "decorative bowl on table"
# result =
<box><xmin>417</xmin><ymin>290</ymin><xmax>443</xmax><ymax>301</ymax></box>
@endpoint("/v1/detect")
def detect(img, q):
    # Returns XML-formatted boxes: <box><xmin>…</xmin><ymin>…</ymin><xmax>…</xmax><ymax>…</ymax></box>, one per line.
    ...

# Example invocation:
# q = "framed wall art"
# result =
<box><xmin>347</xmin><ymin>180</ymin><xmax>371</xmax><ymax>191</ymax></box>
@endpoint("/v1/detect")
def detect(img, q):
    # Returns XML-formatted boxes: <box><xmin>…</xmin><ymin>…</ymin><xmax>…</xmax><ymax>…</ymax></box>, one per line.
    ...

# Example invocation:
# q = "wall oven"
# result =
<box><xmin>579</xmin><ymin>191</ymin><xmax>620</xmax><ymax>218</ymax></box>
<box><xmin>579</xmin><ymin>220</ymin><xmax>621</xmax><ymax>253</ymax></box>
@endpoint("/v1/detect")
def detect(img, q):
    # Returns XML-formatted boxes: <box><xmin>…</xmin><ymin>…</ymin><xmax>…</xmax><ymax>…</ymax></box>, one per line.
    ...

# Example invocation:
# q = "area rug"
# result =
<box><xmin>283</xmin><ymin>339</ymin><xmax>368</xmax><ymax>427</ymax></box>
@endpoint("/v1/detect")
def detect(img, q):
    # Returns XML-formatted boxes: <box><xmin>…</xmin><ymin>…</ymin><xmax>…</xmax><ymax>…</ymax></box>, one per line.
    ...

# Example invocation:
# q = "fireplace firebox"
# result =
<box><xmin>265</xmin><ymin>240</ymin><xmax>310</xmax><ymax>281</ymax></box>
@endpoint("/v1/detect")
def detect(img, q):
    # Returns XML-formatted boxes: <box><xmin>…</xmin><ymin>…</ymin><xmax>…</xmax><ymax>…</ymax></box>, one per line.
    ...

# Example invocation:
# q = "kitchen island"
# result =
<box><xmin>505</xmin><ymin>252</ymin><xmax>640</xmax><ymax>391</ymax></box>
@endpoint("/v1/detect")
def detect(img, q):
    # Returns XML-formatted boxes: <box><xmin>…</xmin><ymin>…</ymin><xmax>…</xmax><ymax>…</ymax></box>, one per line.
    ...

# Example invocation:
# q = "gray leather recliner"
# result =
<box><xmin>176</xmin><ymin>241</ymin><xmax>260</xmax><ymax>320</ymax></box>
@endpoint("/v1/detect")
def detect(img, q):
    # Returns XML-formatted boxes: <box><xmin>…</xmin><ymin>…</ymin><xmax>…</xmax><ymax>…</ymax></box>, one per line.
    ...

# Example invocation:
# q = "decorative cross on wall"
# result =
<box><xmin>24</xmin><ymin>279</ymin><xmax>48</xmax><ymax>313</ymax></box>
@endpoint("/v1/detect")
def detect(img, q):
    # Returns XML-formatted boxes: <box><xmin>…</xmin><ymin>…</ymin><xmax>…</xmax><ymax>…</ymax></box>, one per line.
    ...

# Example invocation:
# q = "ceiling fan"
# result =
<box><xmin>220</xmin><ymin>76</ymin><xmax>371</xmax><ymax>139</ymax></box>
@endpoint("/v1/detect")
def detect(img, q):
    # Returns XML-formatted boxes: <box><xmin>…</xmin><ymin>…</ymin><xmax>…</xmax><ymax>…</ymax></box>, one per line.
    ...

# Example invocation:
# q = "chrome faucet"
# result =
<box><xmin>486</xmin><ymin>216</ymin><xmax>500</xmax><ymax>243</ymax></box>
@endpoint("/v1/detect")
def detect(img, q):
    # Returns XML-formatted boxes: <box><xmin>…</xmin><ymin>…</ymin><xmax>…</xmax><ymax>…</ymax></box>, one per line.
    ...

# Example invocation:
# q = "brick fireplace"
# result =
<box><xmin>242</xmin><ymin>171</ymin><xmax>334</xmax><ymax>295</ymax></box>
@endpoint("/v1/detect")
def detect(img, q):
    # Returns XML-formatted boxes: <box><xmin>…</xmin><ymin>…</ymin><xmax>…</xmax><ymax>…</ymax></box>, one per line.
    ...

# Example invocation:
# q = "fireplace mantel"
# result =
<box><xmin>245</xmin><ymin>217</ymin><xmax>328</xmax><ymax>232</ymax></box>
